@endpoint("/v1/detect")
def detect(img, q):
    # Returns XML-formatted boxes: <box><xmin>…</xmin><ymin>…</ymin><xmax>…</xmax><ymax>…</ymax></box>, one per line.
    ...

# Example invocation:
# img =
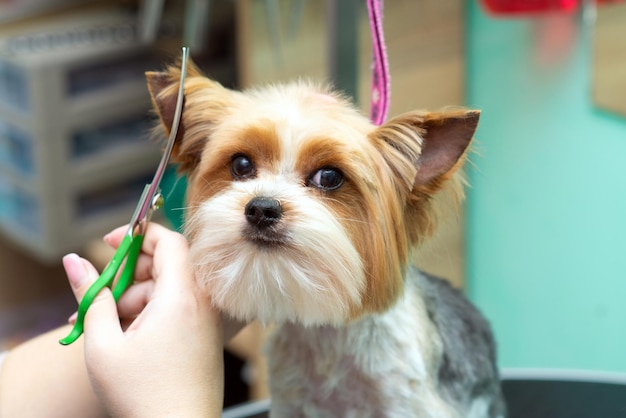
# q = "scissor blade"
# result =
<box><xmin>157</xmin><ymin>46</ymin><xmax>190</xmax><ymax>182</ymax></box>
<box><xmin>135</xmin><ymin>46</ymin><xmax>190</xmax><ymax>224</ymax></box>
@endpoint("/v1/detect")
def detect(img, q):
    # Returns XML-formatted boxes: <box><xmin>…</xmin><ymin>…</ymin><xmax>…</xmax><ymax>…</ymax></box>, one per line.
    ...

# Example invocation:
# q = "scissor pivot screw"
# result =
<box><xmin>152</xmin><ymin>193</ymin><xmax>164</xmax><ymax>211</ymax></box>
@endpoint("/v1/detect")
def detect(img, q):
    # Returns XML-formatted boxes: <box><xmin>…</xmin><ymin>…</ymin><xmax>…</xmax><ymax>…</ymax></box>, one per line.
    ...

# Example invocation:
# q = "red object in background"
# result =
<box><xmin>482</xmin><ymin>0</ymin><xmax>579</xmax><ymax>15</ymax></box>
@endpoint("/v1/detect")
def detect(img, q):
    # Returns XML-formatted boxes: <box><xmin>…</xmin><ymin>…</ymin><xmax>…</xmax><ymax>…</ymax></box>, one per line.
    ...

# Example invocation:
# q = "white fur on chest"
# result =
<box><xmin>266</xmin><ymin>276</ymin><xmax>458</xmax><ymax>418</ymax></box>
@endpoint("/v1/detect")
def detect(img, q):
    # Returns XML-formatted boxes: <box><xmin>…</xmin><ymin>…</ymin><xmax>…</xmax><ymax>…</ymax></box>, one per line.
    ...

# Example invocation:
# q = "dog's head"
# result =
<box><xmin>147</xmin><ymin>63</ymin><xmax>478</xmax><ymax>326</ymax></box>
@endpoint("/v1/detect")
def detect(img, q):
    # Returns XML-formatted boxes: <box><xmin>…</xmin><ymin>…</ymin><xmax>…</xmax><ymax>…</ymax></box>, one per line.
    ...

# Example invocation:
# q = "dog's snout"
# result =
<box><xmin>245</xmin><ymin>197</ymin><xmax>282</xmax><ymax>228</ymax></box>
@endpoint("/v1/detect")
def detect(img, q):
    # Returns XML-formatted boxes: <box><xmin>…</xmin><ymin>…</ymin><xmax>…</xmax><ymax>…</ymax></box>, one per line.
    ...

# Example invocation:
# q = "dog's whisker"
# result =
<box><xmin>333</xmin><ymin>217</ymin><xmax>370</xmax><ymax>225</ymax></box>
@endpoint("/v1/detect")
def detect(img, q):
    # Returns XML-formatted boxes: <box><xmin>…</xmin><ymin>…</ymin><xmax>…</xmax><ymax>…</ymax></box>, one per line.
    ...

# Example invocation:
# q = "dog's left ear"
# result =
<box><xmin>413</xmin><ymin>110</ymin><xmax>479</xmax><ymax>194</ymax></box>
<box><xmin>371</xmin><ymin>109</ymin><xmax>479</xmax><ymax>242</ymax></box>
<box><xmin>372</xmin><ymin>109</ymin><xmax>479</xmax><ymax>195</ymax></box>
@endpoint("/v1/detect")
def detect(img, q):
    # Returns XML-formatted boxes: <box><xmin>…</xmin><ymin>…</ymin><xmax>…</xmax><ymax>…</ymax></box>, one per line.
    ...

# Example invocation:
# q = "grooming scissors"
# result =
<box><xmin>59</xmin><ymin>46</ymin><xmax>190</xmax><ymax>346</ymax></box>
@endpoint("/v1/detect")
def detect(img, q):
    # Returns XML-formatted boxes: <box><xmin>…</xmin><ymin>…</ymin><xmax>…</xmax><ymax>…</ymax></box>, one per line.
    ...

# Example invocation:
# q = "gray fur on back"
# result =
<box><xmin>415</xmin><ymin>267</ymin><xmax>507</xmax><ymax>417</ymax></box>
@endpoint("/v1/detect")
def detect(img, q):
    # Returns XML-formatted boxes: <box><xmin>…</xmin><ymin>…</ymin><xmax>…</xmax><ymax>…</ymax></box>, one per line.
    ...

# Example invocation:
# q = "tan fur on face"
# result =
<box><xmin>147</xmin><ymin>64</ymin><xmax>478</xmax><ymax>324</ymax></box>
<box><xmin>186</xmin><ymin>122</ymin><xmax>282</xmax><ymax>213</ymax></box>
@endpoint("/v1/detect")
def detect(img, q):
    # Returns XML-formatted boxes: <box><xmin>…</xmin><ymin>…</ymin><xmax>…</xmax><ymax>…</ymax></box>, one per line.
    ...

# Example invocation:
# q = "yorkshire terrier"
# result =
<box><xmin>146</xmin><ymin>62</ymin><xmax>506</xmax><ymax>418</ymax></box>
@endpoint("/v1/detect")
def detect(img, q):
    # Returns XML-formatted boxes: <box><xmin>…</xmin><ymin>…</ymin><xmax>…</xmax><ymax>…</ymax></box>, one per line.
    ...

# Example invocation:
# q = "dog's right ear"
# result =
<box><xmin>146</xmin><ymin>60</ymin><xmax>236</xmax><ymax>173</ymax></box>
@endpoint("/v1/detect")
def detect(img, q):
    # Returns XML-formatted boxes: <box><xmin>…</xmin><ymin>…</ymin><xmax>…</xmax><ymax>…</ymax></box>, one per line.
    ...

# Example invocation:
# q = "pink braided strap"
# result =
<box><xmin>367</xmin><ymin>0</ymin><xmax>390</xmax><ymax>126</ymax></box>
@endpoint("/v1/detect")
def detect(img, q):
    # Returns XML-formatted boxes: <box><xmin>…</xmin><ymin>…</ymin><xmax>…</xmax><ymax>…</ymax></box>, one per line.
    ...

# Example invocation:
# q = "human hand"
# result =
<box><xmin>63</xmin><ymin>223</ymin><xmax>224</xmax><ymax>418</ymax></box>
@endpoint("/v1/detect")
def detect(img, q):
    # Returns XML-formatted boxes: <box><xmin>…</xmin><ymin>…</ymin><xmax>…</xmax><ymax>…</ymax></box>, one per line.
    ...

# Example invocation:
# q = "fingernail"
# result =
<box><xmin>68</xmin><ymin>311</ymin><xmax>77</xmax><ymax>324</ymax></box>
<box><xmin>103</xmin><ymin>233</ymin><xmax>111</xmax><ymax>243</ymax></box>
<box><xmin>63</xmin><ymin>253</ymin><xmax>87</xmax><ymax>288</ymax></box>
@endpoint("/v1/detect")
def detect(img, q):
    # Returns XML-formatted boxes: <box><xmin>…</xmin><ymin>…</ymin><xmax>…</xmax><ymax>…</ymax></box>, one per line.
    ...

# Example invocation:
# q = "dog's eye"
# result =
<box><xmin>308</xmin><ymin>167</ymin><xmax>344</xmax><ymax>191</ymax></box>
<box><xmin>230</xmin><ymin>154</ymin><xmax>256</xmax><ymax>179</ymax></box>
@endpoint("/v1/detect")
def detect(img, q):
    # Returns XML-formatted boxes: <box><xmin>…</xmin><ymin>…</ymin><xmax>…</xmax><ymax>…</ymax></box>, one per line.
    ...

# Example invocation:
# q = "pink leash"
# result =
<box><xmin>367</xmin><ymin>0</ymin><xmax>390</xmax><ymax>126</ymax></box>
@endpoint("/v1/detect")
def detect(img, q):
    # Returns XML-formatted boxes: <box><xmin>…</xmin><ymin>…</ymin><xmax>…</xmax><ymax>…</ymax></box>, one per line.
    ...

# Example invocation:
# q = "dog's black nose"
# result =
<box><xmin>245</xmin><ymin>197</ymin><xmax>282</xmax><ymax>228</ymax></box>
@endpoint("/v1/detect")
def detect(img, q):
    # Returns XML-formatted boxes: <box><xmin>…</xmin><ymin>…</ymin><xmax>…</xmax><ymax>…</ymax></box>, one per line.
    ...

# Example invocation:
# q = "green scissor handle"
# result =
<box><xmin>59</xmin><ymin>233</ymin><xmax>140</xmax><ymax>345</ymax></box>
<box><xmin>112</xmin><ymin>234</ymin><xmax>144</xmax><ymax>301</ymax></box>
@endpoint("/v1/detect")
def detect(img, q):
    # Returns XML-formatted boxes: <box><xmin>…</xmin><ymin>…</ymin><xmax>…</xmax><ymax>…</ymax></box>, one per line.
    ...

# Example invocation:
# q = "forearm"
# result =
<box><xmin>0</xmin><ymin>325</ymin><xmax>107</xmax><ymax>418</ymax></box>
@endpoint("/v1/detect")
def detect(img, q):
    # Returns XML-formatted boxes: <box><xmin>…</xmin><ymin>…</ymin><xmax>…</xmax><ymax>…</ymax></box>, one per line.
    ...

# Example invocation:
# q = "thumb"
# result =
<box><xmin>63</xmin><ymin>254</ymin><xmax>122</xmax><ymax>341</ymax></box>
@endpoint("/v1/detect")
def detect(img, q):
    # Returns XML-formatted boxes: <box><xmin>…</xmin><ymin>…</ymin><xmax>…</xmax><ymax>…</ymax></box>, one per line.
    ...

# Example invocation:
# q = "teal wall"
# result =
<box><xmin>465</xmin><ymin>2</ymin><xmax>626</xmax><ymax>372</ymax></box>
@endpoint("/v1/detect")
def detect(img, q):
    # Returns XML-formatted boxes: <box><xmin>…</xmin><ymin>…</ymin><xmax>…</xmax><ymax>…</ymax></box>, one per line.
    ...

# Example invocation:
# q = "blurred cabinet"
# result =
<box><xmin>0</xmin><ymin>9</ymin><xmax>164</xmax><ymax>261</ymax></box>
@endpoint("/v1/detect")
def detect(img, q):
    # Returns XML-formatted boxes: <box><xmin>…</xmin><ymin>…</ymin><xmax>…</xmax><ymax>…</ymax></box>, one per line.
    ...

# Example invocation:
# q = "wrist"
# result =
<box><xmin>110</xmin><ymin>403</ymin><xmax>219</xmax><ymax>418</ymax></box>
<box><xmin>103</xmin><ymin>385</ymin><xmax>222</xmax><ymax>418</ymax></box>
